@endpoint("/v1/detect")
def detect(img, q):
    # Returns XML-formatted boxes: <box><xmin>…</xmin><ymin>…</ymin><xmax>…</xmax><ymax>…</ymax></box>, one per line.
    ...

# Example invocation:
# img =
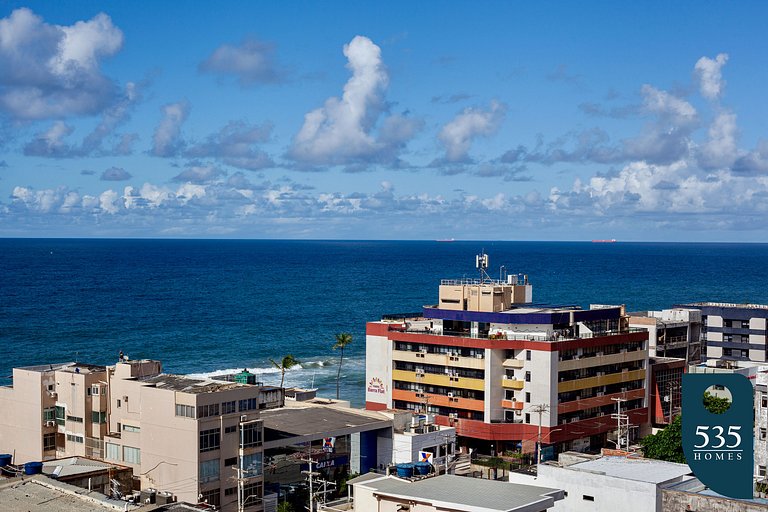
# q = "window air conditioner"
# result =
<box><xmin>240</xmin><ymin>415</ymin><xmax>248</xmax><ymax>422</ymax></box>
<box><xmin>45</xmin><ymin>420</ymin><xmax>56</xmax><ymax>427</ymax></box>
<box><xmin>448</xmin><ymin>413</ymin><xmax>458</xmax><ymax>419</ymax></box>
<box><xmin>447</xmin><ymin>392</ymin><xmax>454</xmax><ymax>398</ymax></box>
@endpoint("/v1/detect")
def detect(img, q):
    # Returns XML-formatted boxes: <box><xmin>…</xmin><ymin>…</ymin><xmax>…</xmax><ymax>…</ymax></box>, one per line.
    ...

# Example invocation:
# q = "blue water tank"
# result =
<box><xmin>0</xmin><ymin>454</ymin><xmax>11</xmax><ymax>467</ymax></box>
<box><xmin>414</xmin><ymin>461</ymin><xmax>431</xmax><ymax>475</ymax></box>
<box><xmin>396</xmin><ymin>463</ymin><xmax>414</xmax><ymax>478</ymax></box>
<box><xmin>24</xmin><ymin>461</ymin><xmax>43</xmax><ymax>475</ymax></box>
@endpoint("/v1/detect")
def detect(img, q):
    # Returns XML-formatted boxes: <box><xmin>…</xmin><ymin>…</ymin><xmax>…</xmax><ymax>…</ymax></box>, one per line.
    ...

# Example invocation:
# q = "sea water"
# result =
<box><xmin>1</xmin><ymin>239</ymin><xmax>766</xmax><ymax>406</ymax></box>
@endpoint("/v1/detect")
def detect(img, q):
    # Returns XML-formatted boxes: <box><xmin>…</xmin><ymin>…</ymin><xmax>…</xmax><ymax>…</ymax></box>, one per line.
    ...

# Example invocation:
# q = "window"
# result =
<box><xmin>525</xmin><ymin>371</ymin><xmax>531</xmax><ymax>382</ymax></box>
<box><xmin>525</xmin><ymin>413</ymin><xmax>530</xmax><ymax>423</ymax></box>
<box><xmin>224</xmin><ymin>457</ymin><xmax>237</xmax><ymax>466</ymax></box>
<box><xmin>86</xmin><ymin>387</ymin><xmax>91</xmax><ymax>396</ymax></box>
<box><xmin>222</xmin><ymin>401</ymin><xmax>236</xmax><ymax>415</ymax></box>
<box><xmin>243</xmin><ymin>482</ymin><xmax>261</xmax><ymax>505</ymax></box>
<box><xmin>117</xmin><ymin>422</ymin><xmax>121</xmax><ymax>433</ymax></box>
<box><xmin>225</xmin><ymin>425</ymin><xmax>237</xmax><ymax>434</ymax></box>
<box><xmin>200</xmin><ymin>489</ymin><xmax>221</xmax><ymax>508</ymax></box>
<box><xmin>526</xmin><ymin>350</ymin><xmax>531</xmax><ymax>361</ymax></box>
<box><xmin>200</xmin><ymin>459</ymin><xmax>220</xmax><ymax>483</ymax></box>
<box><xmin>723</xmin><ymin>348</ymin><xmax>733</xmax><ymax>357</ymax></box>
<box><xmin>239</xmin><ymin>398</ymin><xmax>258</xmax><ymax>412</ymax></box>
<box><xmin>116</xmin><ymin>399</ymin><xmax>121</xmax><ymax>408</ymax></box>
<box><xmin>583</xmin><ymin>495</ymin><xmax>595</xmax><ymax>502</ymax></box>
<box><xmin>761</xmin><ymin>428</ymin><xmax>766</xmax><ymax>441</ymax></box>
<box><xmin>67</xmin><ymin>415</ymin><xmax>83</xmax><ymax>423</ymax></box>
<box><xmin>525</xmin><ymin>392</ymin><xmax>531</xmax><ymax>403</ymax></box>
<box><xmin>91</xmin><ymin>386</ymin><xmax>99</xmax><ymax>395</ymax></box>
<box><xmin>66</xmin><ymin>434</ymin><xmax>84</xmax><ymax>443</ymax></box>
<box><xmin>43</xmin><ymin>433</ymin><xmax>56</xmax><ymax>451</ymax></box>
<box><xmin>55</xmin><ymin>406</ymin><xmax>66</xmax><ymax>426</ymax></box>
<box><xmin>91</xmin><ymin>411</ymin><xmax>107</xmax><ymax>424</ymax></box>
<box><xmin>505</xmin><ymin>390</ymin><xmax>515</xmax><ymax>400</ymax></box>
<box><xmin>242</xmin><ymin>452</ymin><xmax>263</xmax><ymax>478</ymax></box>
<box><xmin>741</xmin><ymin>349</ymin><xmax>750</xmax><ymax>358</ymax></box>
<box><xmin>198</xmin><ymin>403</ymin><xmax>220</xmax><ymax>418</ymax></box>
<box><xmin>123</xmin><ymin>446</ymin><xmax>141</xmax><ymax>464</ymax></box>
<box><xmin>242</xmin><ymin>422</ymin><xmax>262</xmax><ymax>448</ymax></box>
<box><xmin>200</xmin><ymin>428</ymin><xmax>221</xmax><ymax>452</ymax></box>
<box><xmin>123</xmin><ymin>424</ymin><xmax>140</xmax><ymax>433</ymax></box>
<box><xmin>760</xmin><ymin>466</ymin><xmax>767</xmax><ymax>477</ymax></box>
<box><xmin>762</xmin><ymin>393</ymin><xmax>767</xmax><ymax>409</ymax></box>
<box><xmin>43</xmin><ymin>408</ymin><xmax>55</xmax><ymax>422</ymax></box>
<box><xmin>225</xmin><ymin>487</ymin><xmax>237</xmax><ymax>497</ymax></box>
<box><xmin>105</xmin><ymin>443</ymin><xmax>121</xmax><ymax>461</ymax></box>
<box><xmin>175</xmin><ymin>404</ymin><xmax>195</xmax><ymax>418</ymax></box>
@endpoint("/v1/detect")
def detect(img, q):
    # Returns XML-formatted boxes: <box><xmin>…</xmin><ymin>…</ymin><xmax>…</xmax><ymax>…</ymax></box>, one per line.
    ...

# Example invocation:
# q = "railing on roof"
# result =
<box><xmin>682</xmin><ymin>302</ymin><xmax>768</xmax><ymax>310</ymax></box>
<box><xmin>388</xmin><ymin>325</ymin><xmax>646</xmax><ymax>343</ymax></box>
<box><xmin>440</xmin><ymin>278</ymin><xmax>510</xmax><ymax>286</ymax></box>
<box><xmin>381</xmin><ymin>312</ymin><xmax>424</xmax><ymax>321</ymax></box>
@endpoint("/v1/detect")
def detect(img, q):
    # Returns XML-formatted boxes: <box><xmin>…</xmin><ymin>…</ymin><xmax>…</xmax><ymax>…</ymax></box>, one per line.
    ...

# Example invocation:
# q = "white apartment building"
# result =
<box><xmin>0</xmin><ymin>359</ymin><xmax>283</xmax><ymax>511</ymax></box>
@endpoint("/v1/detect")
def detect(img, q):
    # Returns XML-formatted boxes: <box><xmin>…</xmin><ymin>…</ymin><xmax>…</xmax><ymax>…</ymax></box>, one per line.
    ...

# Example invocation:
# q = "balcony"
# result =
<box><xmin>501</xmin><ymin>376</ymin><xmax>524</xmax><ymax>390</ymax></box>
<box><xmin>501</xmin><ymin>399</ymin><xmax>524</xmax><ymax>410</ymax></box>
<box><xmin>389</xmin><ymin>323</ymin><xmax>647</xmax><ymax>343</ymax></box>
<box><xmin>558</xmin><ymin>349</ymin><xmax>646</xmax><ymax>371</ymax></box>
<box><xmin>392</xmin><ymin>389</ymin><xmax>485</xmax><ymax>412</ymax></box>
<box><xmin>392</xmin><ymin>369</ymin><xmax>485</xmax><ymax>391</ymax></box>
<box><xmin>502</xmin><ymin>358</ymin><xmax>525</xmax><ymax>369</ymax></box>
<box><xmin>392</xmin><ymin>349</ymin><xmax>485</xmax><ymax>370</ymax></box>
<box><xmin>557</xmin><ymin>369</ymin><xmax>646</xmax><ymax>393</ymax></box>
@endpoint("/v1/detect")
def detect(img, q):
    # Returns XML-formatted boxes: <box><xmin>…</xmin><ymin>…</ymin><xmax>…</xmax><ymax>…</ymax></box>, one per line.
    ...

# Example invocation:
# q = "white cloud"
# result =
<box><xmin>695</xmin><ymin>53</ymin><xmax>729</xmax><ymax>101</ymax></box>
<box><xmin>200</xmin><ymin>37</ymin><xmax>282</xmax><ymax>86</ymax></box>
<box><xmin>288</xmin><ymin>35</ymin><xmax>419</xmax><ymax>167</ymax></box>
<box><xmin>151</xmin><ymin>100</ymin><xmax>190</xmax><ymax>157</ymax></box>
<box><xmin>698</xmin><ymin>110</ymin><xmax>740</xmax><ymax>169</ymax></box>
<box><xmin>437</xmin><ymin>100</ymin><xmax>506</xmax><ymax>163</ymax></box>
<box><xmin>184</xmin><ymin>120</ymin><xmax>274</xmax><ymax>171</ymax></box>
<box><xmin>172</xmin><ymin>164</ymin><xmax>225</xmax><ymax>183</ymax></box>
<box><xmin>0</xmin><ymin>8</ymin><xmax>123</xmax><ymax>120</ymax></box>
<box><xmin>100</xmin><ymin>166</ymin><xmax>132</xmax><ymax>181</ymax></box>
<box><xmin>23</xmin><ymin>121</ymin><xmax>75</xmax><ymax>157</ymax></box>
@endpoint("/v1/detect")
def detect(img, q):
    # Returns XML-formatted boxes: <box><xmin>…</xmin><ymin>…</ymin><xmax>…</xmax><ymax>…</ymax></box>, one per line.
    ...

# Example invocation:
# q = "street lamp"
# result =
<box><xmin>537</xmin><ymin>428</ymin><xmax>564</xmax><ymax>465</ymax></box>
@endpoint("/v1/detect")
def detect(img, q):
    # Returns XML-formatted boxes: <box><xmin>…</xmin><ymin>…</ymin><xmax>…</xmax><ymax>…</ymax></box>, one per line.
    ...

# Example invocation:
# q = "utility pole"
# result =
<box><xmin>302</xmin><ymin>455</ymin><xmax>337</xmax><ymax>511</ymax></box>
<box><xmin>611</xmin><ymin>397</ymin><xmax>628</xmax><ymax>450</ymax></box>
<box><xmin>530</xmin><ymin>404</ymin><xmax>549</xmax><ymax>465</ymax></box>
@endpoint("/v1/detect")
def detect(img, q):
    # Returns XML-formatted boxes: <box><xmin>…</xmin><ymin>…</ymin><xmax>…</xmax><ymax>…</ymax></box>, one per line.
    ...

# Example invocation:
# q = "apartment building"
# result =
<box><xmin>0</xmin><ymin>359</ymin><xmax>283</xmax><ymax>511</ymax></box>
<box><xmin>676</xmin><ymin>302</ymin><xmax>768</xmax><ymax>363</ymax></box>
<box><xmin>628</xmin><ymin>308</ymin><xmax>702</xmax><ymax>363</ymax></box>
<box><xmin>365</xmin><ymin>261</ymin><xmax>650</xmax><ymax>456</ymax></box>
<box><xmin>756</xmin><ymin>368</ymin><xmax>768</xmax><ymax>484</ymax></box>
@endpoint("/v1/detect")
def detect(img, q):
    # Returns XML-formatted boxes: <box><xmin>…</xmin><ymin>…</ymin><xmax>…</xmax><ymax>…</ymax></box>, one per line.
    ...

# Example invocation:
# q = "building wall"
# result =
<box><xmin>365</xmin><ymin>331</ymin><xmax>392</xmax><ymax>410</ymax></box>
<box><xmin>508</xmin><ymin>465</ymin><xmax>663</xmax><ymax>512</ymax></box>
<box><xmin>662</xmin><ymin>490</ymin><xmax>768</xmax><ymax>512</ymax></box>
<box><xmin>755</xmin><ymin>372</ymin><xmax>768</xmax><ymax>481</ymax></box>
<box><xmin>0</xmin><ymin>369</ymin><xmax>47</xmax><ymax>463</ymax></box>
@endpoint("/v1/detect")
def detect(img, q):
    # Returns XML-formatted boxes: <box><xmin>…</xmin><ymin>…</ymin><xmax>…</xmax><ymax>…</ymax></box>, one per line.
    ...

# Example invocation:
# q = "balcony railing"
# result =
<box><xmin>390</xmin><ymin>325</ymin><xmax>646</xmax><ymax>343</ymax></box>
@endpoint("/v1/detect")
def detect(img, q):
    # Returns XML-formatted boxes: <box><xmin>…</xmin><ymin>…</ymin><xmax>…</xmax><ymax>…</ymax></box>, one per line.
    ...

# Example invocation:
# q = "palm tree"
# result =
<box><xmin>269</xmin><ymin>355</ymin><xmax>300</xmax><ymax>389</ymax></box>
<box><xmin>333</xmin><ymin>332</ymin><xmax>353</xmax><ymax>400</ymax></box>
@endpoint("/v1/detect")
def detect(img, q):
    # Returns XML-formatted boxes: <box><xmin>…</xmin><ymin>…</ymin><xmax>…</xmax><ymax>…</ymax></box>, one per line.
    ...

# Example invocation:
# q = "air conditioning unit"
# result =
<box><xmin>48</xmin><ymin>391</ymin><xmax>57</xmax><ymax>398</ymax></box>
<box><xmin>597</xmin><ymin>412</ymin><xmax>605</xmax><ymax>417</ymax></box>
<box><xmin>515</xmin><ymin>410</ymin><xmax>522</xmax><ymax>416</ymax></box>
<box><xmin>416</xmin><ymin>368</ymin><xmax>425</xmax><ymax>375</ymax></box>
<box><xmin>476</xmin><ymin>353</ymin><xmax>483</xmax><ymax>359</ymax></box>
<box><xmin>596</xmin><ymin>352</ymin><xmax>603</xmax><ymax>356</ymax></box>
<box><xmin>448</xmin><ymin>413</ymin><xmax>458</xmax><ymax>419</ymax></box>
<box><xmin>621</xmin><ymin>387</ymin><xmax>628</xmax><ymax>393</ymax></box>
<box><xmin>596</xmin><ymin>392</ymin><xmax>604</xmax><ymax>397</ymax></box>
<box><xmin>447</xmin><ymin>392</ymin><xmax>454</xmax><ymax>398</ymax></box>
<box><xmin>45</xmin><ymin>420</ymin><xmax>56</xmax><ymax>427</ymax></box>
<box><xmin>240</xmin><ymin>415</ymin><xmax>248</xmax><ymax>422</ymax></box>
<box><xmin>123</xmin><ymin>396</ymin><xmax>129</xmax><ymax>402</ymax></box>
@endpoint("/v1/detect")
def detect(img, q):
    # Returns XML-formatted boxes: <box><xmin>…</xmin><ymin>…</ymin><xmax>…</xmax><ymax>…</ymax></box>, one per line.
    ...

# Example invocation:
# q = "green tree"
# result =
<box><xmin>640</xmin><ymin>415</ymin><xmax>685</xmax><ymax>463</ymax></box>
<box><xmin>333</xmin><ymin>332</ymin><xmax>353</xmax><ymax>400</ymax></box>
<box><xmin>277</xmin><ymin>502</ymin><xmax>295</xmax><ymax>512</ymax></box>
<box><xmin>703</xmin><ymin>391</ymin><xmax>731</xmax><ymax>414</ymax></box>
<box><xmin>269</xmin><ymin>354</ymin><xmax>300</xmax><ymax>389</ymax></box>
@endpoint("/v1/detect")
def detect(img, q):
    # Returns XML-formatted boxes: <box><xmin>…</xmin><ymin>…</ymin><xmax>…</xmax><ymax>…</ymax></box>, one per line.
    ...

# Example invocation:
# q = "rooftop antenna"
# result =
<box><xmin>475</xmin><ymin>251</ymin><xmax>491</xmax><ymax>283</ymax></box>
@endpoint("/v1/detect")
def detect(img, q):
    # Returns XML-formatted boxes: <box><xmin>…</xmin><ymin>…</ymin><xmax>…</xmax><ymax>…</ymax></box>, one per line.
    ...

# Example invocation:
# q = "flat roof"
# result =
<box><xmin>261</xmin><ymin>405</ymin><xmax>389</xmax><ymax>440</ymax></box>
<box><xmin>566</xmin><ymin>456</ymin><xmax>691</xmax><ymax>484</ymax></box>
<box><xmin>42</xmin><ymin>457</ymin><xmax>126</xmax><ymax>479</ymax></box>
<box><xmin>678</xmin><ymin>302</ymin><xmax>768</xmax><ymax>310</ymax></box>
<box><xmin>15</xmin><ymin>362</ymin><xmax>106</xmax><ymax>374</ymax></box>
<box><xmin>0</xmin><ymin>476</ymin><xmax>137</xmax><ymax>511</ymax></box>
<box><xmin>141</xmin><ymin>374</ymin><xmax>252</xmax><ymax>394</ymax></box>
<box><xmin>358</xmin><ymin>474</ymin><xmax>562</xmax><ymax>512</ymax></box>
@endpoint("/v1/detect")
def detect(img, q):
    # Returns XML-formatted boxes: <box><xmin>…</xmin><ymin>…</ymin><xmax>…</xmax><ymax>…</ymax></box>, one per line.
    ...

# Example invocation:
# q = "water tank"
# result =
<box><xmin>396</xmin><ymin>463</ymin><xmax>414</xmax><ymax>478</ymax></box>
<box><xmin>414</xmin><ymin>462</ymin><xmax>431</xmax><ymax>475</ymax></box>
<box><xmin>0</xmin><ymin>454</ymin><xmax>11</xmax><ymax>467</ymax></box>
<box><xmin>156</xmin><ymin>491</ymin><xmax>175</xmax><ymax>505</ymax></box>
<box><xmin>235</xmin><ymin>370</ymin><xmax>257</xmax><ymax>385</ymax></box>
<box><xmin>23</xmin><ymin>461</ymin><xmax>43</xmax><ymax>475</ymax></box>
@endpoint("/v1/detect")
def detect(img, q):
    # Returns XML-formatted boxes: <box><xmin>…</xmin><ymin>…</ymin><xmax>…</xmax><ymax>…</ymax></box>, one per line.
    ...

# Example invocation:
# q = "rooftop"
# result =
<box><xmin>140</xmin><ymin>374</ymin><xmax>251</xmax><ymax>394</ymax></box>
<box><xmin>564</xmin><ymin>456</ymin><xmax>692</xmax><ymax>484</ymax></box>
<box><xmin>42</xmin><ymin>457</ymin><xmax>127</xmax><ymax>479</ymax></box>
<box><xmin>261</xmin><ymin>403</ymin><xmax>389</xmax><ymax>442</ymax></box>
<box><xmin>678</xmin><ymin>302</ymin><xmax>768</xmax><ymax>310</ymax></box>
<box><xmin>0</xmin><ymin>475</ymin><xmax>137</xmax><ymax>512</ymax></box>
<box><xmin>16</xmin><ymin>362</ymin><xmax>106</xmax><ymax>374</ymax></box>
<box><xmin>357</xmin><ymin>474</ymin><xmax>563</xmax><ymax>512</ymax></box>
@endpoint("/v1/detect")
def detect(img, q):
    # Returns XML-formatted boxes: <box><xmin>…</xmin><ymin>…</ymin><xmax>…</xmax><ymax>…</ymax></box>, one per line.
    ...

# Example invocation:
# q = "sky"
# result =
<box><xmin>1</xmin><ymin>1</ymin><xmax>768</xmax><ymax>240</ymax></box>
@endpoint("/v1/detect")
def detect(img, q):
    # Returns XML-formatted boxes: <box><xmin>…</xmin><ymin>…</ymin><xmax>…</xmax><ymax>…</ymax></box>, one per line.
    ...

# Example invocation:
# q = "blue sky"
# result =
<box><xmin>2</xmin><ymin>1</ymin><xmax>768</xmax><ymax>240</ymax></box>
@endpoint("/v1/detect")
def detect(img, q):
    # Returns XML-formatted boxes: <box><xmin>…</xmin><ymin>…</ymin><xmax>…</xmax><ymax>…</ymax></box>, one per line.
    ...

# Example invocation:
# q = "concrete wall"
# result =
<box><xmin>662</xmin><ymin>490</ymin><xmax>768</xmax><ymax>512</ymax></box>
<box><xmin>508</xmin><ymin>464</ymin><xmax>663</xmax><ymax>512</ymax></box>
<box><xmin>365</xmin><ymin>333</ymin><xmax>392</xmax><ymax>408</ymax></box>
<box><xmin>0</xmin><ymin>369</ymin><xmax>46</xmax><ymax>464</ymax></box>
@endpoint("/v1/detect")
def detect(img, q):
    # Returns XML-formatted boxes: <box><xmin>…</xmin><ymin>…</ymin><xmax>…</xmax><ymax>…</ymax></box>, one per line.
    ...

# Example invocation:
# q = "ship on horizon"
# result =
<box><xmin>591</xmin><ymin>239</ymin><xmax>617</xmax><ymax>243</ymax></box>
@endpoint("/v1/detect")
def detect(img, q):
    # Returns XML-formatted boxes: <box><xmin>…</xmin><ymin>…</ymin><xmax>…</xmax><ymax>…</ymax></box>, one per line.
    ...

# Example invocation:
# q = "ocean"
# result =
<box><xmin>2</xmin><ymin>239</ymin><xmax>767</xmax><ymax>406</ymax></box>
